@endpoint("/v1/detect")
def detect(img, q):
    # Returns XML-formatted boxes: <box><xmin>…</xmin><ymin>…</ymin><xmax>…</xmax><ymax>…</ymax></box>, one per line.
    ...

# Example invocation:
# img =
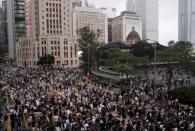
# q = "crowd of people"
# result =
<box><xmin>0</xmin><ymin>64</ymin><xmax>194</xmax><ymax>131</ymax></box>
<box><xmin>145</xmin><ymin>67</ymin><xmax>193</xmax><ymax>88</ymax></box>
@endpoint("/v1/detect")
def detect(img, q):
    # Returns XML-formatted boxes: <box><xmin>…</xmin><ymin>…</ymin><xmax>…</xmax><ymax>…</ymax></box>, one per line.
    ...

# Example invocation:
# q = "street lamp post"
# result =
<box><xmin>145</xmin><ymin>39</ymin><xmax>158</xmax><ymax>85</ymax></box>
<box><xmin>87</xmin><ymin>42</ymin><xmax>90</xmax><ymax>77</ymax></box>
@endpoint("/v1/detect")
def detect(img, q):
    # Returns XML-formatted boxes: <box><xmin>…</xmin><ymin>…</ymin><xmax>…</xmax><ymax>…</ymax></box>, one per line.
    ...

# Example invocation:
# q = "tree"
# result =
<box><xmin>37</xmin><ymin>54</ymin><xmax>54</xmax><ymax>67</ymax></box>
<box><xmin>156</xmin><ymin>41</ymin><xmax>193</xmax><ymax>89</ymax></box>
<box><xmin>168</xmin><ymin>40</ymin><xmax>175</xmax><ymax>46</ymax></box>
<box><xmin>130</xmin><ymin>40</ymin><xmax>154</xmax><ymax>61</ymax></box>
<box><xmin>78</xmin><ymin>26</ymin><xmax>100</xmax><ymax>75</ymax></box>
<box><xmin>130</xmin><ymin>40</ymin><xmax>166</xmax><ymax>61</ymax></box>
<box><xmin>98</xmin><ymin>48</ymin><xmax>148</xmax><ymax>76</ymax></box>
<box><xmin>157</xmin><ymin>41</ymin><xmax>192</xmax><ymax>67</ymax></box>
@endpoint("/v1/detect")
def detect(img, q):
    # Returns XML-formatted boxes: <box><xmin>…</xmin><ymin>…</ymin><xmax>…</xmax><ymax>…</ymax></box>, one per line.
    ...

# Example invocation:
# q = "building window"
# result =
<box><xmin>64</xmin><ymin>52</ymin><xmax>68</xmax><ymax>58</ymax></box>
<box><xmin>64</xmin><ymin>60</ymin><xmax>68</xmax><ymax>65</ymax></box>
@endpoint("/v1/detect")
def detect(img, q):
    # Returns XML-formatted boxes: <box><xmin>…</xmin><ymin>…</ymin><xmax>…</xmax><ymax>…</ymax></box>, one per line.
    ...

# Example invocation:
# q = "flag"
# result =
<box><xmin>23</xmin><ymin>113</ymin><xmax>28</xmax><ymax>128</ymax></box>
<box><xmin>46</xmin><ymin>115</ymin><xmax>50</xmax><ymax>123</ymax></box>
<box><xmin>4</xmin><ymin>114</ymin><xmax>11</xmax><ymax>131</ymax></box>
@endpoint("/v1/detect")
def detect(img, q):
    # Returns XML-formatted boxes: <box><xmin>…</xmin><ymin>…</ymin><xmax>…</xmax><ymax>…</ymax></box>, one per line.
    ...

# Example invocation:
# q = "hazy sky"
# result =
<box><xmin>0</xmin><ymin>0</ymin><xmax>178</xmax><ymax>45</ymax></box>
<box><xmin>89</xmin><ymin>0</ymin><xmax>178</xmax><ymax>45</ymax></box>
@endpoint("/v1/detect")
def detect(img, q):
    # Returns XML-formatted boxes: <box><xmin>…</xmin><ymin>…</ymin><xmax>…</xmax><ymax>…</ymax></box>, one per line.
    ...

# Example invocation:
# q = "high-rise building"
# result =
<box><xmin>112</xmin><ymin>11</ymin><xmax>142</xmax><ymax>45</ymax></box>
<box><xmin>72</xmin><ymin>0</ymin><xmax>88</xmax><ymax>8</ymax></box>
<box><xmin>2</xmin><ymin>0</ymin><xmax>6</xmax><ymax>14</ymax></box>
<box><xmin>73</xmin><ymin>7</ymin><xmax>108</xmax><ymax>44</ymax></box>
<box><xmin>6</xmin><ymin>0</ymin><xmax>25</xmax><ymax>59</ymax></box>
<box><xmin>16</xmin><ymin>0</ymin><xmax>79</xmax><ymax>67</ymax></box>
<box><xmin>100</xmin><ymin>8</ymin><xmax>116</xmax><ymax>42</ymax></box>
<box><xmin>0</xmin><ymin>6</ymin><xmax>7</xmax><ymax>45</ymax></box>
<box><xmin>179</xmin><ymin>0</ymin><xmax>195</xmax><ymax>49</ymax></box>
<box><xmin>108</xmin><ymin>18</ymin><xmax>113</xmax><ymax>42</ymax></box>
<box><xmin>127</xmin><ymin>0</ymin><xmax>159</xmax><ymax>41</ymax></box>
<box><xmin>100</xmin><ymin>7</ymin><xmax>116</xmax><ymax>18</ymax></box>
<box><xmin>126</xmin><ymin>0</ymin><xmax>136</xmax><ymax>13</ymax></box>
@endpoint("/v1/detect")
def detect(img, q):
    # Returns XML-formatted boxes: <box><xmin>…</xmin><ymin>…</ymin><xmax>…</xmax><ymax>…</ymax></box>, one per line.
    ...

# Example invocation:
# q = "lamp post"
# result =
<box><xmin>86</xmin><ymin>41</ymin><xmax>89</xmax><ymax>77</ymax></box>
<box><xmin>145</xmin><ymin>39</ymin><xmax>158</xmax><ymax>84</ymax></box>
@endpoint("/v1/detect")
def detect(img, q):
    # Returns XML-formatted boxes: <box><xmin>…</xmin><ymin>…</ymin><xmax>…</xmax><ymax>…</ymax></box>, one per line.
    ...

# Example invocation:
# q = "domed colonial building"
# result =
<box><xmin>126</xmin><ymin>27</ymin><xmax>141</xmax><ymax>45</ymax></box>
<box><xmin>112</xmin><ymin>11</ymin><xmax>142</xmax><ymax>45</ymax></box>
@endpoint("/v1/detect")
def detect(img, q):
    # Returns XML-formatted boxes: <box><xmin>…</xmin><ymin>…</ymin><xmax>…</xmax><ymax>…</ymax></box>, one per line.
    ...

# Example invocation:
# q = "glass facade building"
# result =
<box><xmin>6</xmin><ymin>0</ymin><xmax>25</xmax><ymax>59</ymax></box>
<box><xmin>14</xmin><ymin>0</ymin><xmax>25</xmax><ymax>41</ymax></box>
<box><xmin>179</xmin><ymin>0</ymin><xmax>195</xmax><ymax>49</ymax></box>
<box><xmin>0</xmin><ymin>6</ymin><xmax>7</xmax><ymax>45</ymax></box>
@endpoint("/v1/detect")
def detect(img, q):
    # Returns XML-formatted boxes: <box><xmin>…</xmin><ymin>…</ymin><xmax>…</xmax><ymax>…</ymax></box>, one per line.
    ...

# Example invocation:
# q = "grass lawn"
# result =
<box><xmin>168</xmin><ymin>86</ymin><xmax>195</xmax><ymax>106</ymax></box>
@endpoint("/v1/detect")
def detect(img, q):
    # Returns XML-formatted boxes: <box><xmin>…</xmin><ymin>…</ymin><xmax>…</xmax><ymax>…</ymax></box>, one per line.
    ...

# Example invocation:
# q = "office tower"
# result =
<box><xmin>6</xmin><ymin>0</ymin><xmax>25</xmax><ymax>59</ymax></box>
<box><xmin>101</xmin><ymin>7</ymin><xmax>116</xmax><ymax>18</ymax></box>
<box><xmin>0</xmin><ymin>6</ymin><xmax>7</xmax><ymax>45</ymax></box>
<box><xmin>73</xmin><ymin>7</ymin><xmax>108</xmax><ymax>44</ymax></box>
<box><xmin>16</xmin><ymin>0</ymin><xmax>79</xmax><ymax>67</ymax></box>
<box><xmin>112</xmin><ymin>11</ymin><xmax>142</xmax><ymax>45</ymax></box>
<box><xmin>72</xmin><ymin>0</ymin><xmax>88</xmax><ymax>8</ymax></box>
<box><xmin>126</xmin><ymin>0</ymin><xmax>136</xmax><ymax>12</ymax></box>
<box><xmin>2</xmin><ymin>0</ymin><xmax>6</xmax><ymax>13</ymax></box>
<box><xmin>108</xmin><ymin>18</ymin><xmax>113</xmax><ymax>42</ymax></box>
<box><xmin>100</xmin><ymin>7</ymin><xmax>116</xmax><ymax>42</ymax></box>
<box><xmin>127</xmin><ymin>0</ymin><xmax>159</xmax><ymax>41</ymax></box>
<box><xmin>179</xmin><ymin>0</ymin><xmax>195</xmax><ymax>49</ymax></box>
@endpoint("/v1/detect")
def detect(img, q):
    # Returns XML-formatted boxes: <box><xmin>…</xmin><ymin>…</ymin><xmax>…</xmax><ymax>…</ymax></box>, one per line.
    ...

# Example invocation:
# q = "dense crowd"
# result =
<box><xmin>145</xmin><ymin>67</ymin><xmax>192</xmax><ymax>88</ymax></box>
<box><xmin>0</xmin><ymin>64</ymin><xmax>194</xmax><ymax>131</ymax></box>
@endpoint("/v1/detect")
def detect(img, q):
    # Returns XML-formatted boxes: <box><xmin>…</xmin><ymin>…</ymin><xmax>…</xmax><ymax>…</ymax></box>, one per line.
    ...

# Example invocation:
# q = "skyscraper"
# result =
<box><xmin>126</xmin><ymin>0</ymin><xmax>159</xmax><ymax>42</ymax></box>
<box><xmin>0</xmin><ymin>6</ymin><xmax>7</xmax><ymax>45</ymax></box>
<box><xmin>6</xmin><ymin>0</ymin><xmax>25</xmax><ymax>59</ymax></box>
<box><xmin>16</xmin><ymin>0</ymin><xmax>79</xmax><ymax>67</ymax></box>
<box><xmin>100</xmin><ymin>7</ymin><xmax>116</xmax><ymax>42</ymax></box>
<box><xmin>126</xmin><ymin>0</ymin><xmax>136</xmax><ymax>12</ymax></box>
<box><xmin>179</xmin><ymin>0</ymin><xmax>195</xmax><ymax>49</ymax></box>
<box><xmin>73</xmin><ymin>7</ymin><xmax>108</xmax><ymax>43</ymax></box>
<box><xmin>100</xmin><ymin>7</ymin><xmax>116</xmax><ymax>18</ymax></box>
<box><xmin>72</xmin><ymin>0</ymin><xmax>88</xmax><ymax>9</ymax></box>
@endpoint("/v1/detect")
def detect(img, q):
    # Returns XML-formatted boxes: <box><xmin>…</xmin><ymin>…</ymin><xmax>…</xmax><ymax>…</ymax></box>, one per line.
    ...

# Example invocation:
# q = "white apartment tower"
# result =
<box><xmin>126</xmin><ymin>0</ymin><xmax>159</xmax><ymax>41</ymax></box>
<box><xmin>100</xmin><ymin>7</ymin><xmax>116</xmax><ymax>18</ymax></box>
<box><xmin>16</xmin><ymin>0</ymin><xmax>79</xmax><ymax>67</ymax></box>
<box><xmin>179</xmin><ymin>0</ymin><xmax>195</xmax><ymax>49</ymax></box>
<box><xmin>73</xmin><ymin>7</ymin><xmax>108</xmax><ymax>44</ymax></box>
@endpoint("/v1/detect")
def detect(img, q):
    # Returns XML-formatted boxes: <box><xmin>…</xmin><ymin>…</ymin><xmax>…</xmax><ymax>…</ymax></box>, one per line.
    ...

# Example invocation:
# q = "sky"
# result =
<box><xmin>0</xmin><ymin>0</ymin><xmax>178</xmax><ymax>45</ymax></box>
<box><xmin>89</xmin><ymin>0</ymin><xmax>178</xmax><ymax>45</ymax></box>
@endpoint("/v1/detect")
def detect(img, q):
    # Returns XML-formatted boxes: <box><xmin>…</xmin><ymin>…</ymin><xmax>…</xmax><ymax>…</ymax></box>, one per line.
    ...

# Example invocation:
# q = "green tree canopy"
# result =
<box><xmin>78</xmin><ymin>26</ymin><xmax>100</xmax><ymax>75</ymax></box>
<box><xmin>98</xmin><ymin>48</ymin><xmax>148</xmax><ymax>75</ymax></box>
<box><xmin>130</xmin><ymin>40</ymin><xmax>166</xmax><ymax>61</ymax></box>
<box><xmin>156</xmin><ymin>41</ymin><xmax>193</xmax><ymax>89</ymax></box>
<box><xmin>157</xmin><ymin>41</ymin><xmax>192</xmax><ymax>65</ymax></box>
